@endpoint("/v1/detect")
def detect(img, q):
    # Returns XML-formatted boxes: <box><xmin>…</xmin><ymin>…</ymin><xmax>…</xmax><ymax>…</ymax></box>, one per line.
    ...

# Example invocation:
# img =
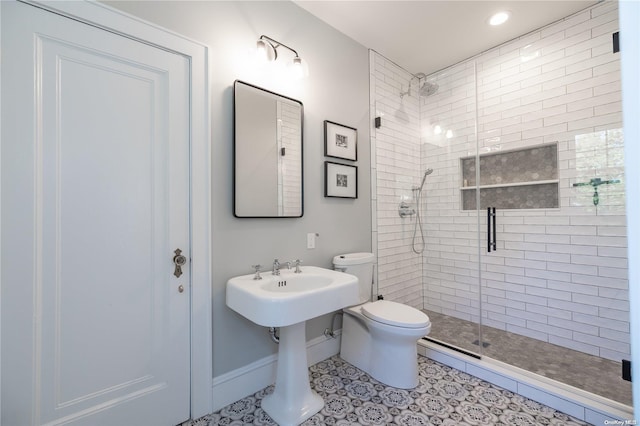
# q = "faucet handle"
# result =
<box><xmin>251</xmin><ymin>264</ymin><xmax>262</xmax><ymax>280</ymax></box>
<box><xmin>293</xmin><ymin>259</ymin><xmax>303</xmax><ymax>273</ymax></box>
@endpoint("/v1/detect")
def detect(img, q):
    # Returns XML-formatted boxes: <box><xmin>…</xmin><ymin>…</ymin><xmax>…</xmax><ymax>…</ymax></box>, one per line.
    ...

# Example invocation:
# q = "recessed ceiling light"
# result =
<box><xmin>489</xmin><ymin>11</ymin><xmax>510</xmax><ymax>26</ymax></box>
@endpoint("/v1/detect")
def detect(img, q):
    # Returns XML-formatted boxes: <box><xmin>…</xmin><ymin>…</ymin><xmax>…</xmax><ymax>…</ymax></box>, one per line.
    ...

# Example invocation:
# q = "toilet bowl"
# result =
<box><xmin>333</xmin><ymin>253</ymin><xmax>431</xmax><ymax>389</ymax></box>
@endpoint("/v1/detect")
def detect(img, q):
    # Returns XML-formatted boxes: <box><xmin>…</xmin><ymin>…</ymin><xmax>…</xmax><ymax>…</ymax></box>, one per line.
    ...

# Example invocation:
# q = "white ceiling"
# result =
<box><xmin>294</xmin><ymin>0</ymin><xmax>598</xmax><ymax>76</ymax></box>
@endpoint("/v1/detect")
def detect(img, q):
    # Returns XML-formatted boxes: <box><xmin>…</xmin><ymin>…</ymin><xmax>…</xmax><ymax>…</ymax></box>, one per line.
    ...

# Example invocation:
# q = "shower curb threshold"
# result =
<box><xmin>418</xmin><ymin>339</ymin><xmax>633</xmax><ymax>425</ymax></box>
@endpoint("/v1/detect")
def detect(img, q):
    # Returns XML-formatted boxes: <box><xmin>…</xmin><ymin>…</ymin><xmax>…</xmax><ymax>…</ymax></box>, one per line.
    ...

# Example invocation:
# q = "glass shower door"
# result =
<box><xmin>421</xmin><ymin>60</ymin><xmax>483</xmax><ymax>356</ymax></box>
<box><xmin>474</xmin><ymin>15</ymin><xmax>632</xmax><ymax>404</ymax></box>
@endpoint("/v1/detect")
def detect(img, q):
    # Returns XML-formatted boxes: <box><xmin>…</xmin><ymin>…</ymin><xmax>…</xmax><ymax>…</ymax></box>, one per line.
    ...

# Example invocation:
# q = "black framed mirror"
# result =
<box><xmin>233</xmin><ymin>80</ymin><xmax>303</xmax><ymax>218</ymax></box>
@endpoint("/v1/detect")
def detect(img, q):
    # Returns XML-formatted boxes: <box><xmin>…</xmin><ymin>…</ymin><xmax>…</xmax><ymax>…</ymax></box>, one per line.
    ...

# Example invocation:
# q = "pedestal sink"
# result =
<box><xmin>226</xmin><ymin>266</ymin><xmax>359</xmax><ymax>425</ymax></box>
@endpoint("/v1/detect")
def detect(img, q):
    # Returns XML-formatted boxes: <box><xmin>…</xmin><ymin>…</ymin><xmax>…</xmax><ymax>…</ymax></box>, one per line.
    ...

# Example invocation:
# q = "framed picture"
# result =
<box><xmin>324</xmin><ymin>120</ymin><xmax>357</xmax><ymax>161</ymax></box>
<box><xmin>325</xmin><ymin>161</ymin><xmax>358</xmax><ymax>199</ymax></box>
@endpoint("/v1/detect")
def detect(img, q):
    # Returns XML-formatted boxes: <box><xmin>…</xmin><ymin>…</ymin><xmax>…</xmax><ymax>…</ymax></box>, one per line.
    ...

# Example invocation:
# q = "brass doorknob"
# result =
<box><xmin>173</xmin><ymin>248</ymin><xmax>187</xmax><ymax>277</ymax></box>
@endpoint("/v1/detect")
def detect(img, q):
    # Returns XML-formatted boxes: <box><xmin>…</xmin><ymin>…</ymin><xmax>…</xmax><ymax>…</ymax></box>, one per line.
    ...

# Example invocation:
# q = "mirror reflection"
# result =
<box><xmin>234</xmin><ymin>81</ymin><xmax>303</xmax><ymax>218</ymax></box>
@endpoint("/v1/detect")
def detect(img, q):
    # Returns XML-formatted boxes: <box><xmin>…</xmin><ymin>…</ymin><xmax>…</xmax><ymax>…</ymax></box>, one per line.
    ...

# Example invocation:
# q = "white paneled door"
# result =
<box><xmin>1</xmin><ymin>2</ymin><xmax>191</xmax><ymax>425</ymax></box>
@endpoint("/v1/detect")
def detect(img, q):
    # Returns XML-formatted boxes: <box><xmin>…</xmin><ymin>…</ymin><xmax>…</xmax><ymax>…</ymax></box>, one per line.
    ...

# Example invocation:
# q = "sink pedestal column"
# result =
<box><xmin>261</xmin><ymin>321</ymin><xmax>324</xmax><ymax>426</ymax></box>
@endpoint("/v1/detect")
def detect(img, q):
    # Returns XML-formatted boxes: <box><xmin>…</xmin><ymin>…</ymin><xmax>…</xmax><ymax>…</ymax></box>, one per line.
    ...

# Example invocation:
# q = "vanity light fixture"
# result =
<box><xmin>256</xmin><ymin>35</ymin><xmax>305</xmax><ymax>77</ymax></box>
<box><xmin>488</xmin><ymin>11</ymin><xmax>510</xmax><ymax>26</ymax></box>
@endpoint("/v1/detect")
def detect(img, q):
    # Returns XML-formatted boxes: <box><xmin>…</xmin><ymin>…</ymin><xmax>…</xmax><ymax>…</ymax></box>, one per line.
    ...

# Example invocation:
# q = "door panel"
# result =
<box><xmin>2</xmin><ymin>2</ymin><xmax>190</xmax><ymax>425</ymax></box>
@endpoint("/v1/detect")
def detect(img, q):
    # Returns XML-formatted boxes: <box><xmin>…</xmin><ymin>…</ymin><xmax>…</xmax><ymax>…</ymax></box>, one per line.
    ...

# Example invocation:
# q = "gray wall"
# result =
<box><xmin>106</xmin><ymin>1</ymin><xmax>371</xmax><ymax>377</ymax></box>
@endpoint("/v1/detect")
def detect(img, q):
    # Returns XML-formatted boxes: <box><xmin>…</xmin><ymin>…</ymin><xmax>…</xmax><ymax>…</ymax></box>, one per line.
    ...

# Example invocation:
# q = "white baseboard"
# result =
<box><xmin>211</xmin><ymin>330</ymin><xmax>342</xmax><ymax>412</ymax></box>
<box><xmin>418</xmin><ymin>340</ymin><xmax>634</xmax><ymax>426</ymax></box>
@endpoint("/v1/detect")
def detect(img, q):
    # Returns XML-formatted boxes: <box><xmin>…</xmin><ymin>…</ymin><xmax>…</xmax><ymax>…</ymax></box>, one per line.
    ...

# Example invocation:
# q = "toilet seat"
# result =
<box><xmin>361</xmin><ymin>300</ymin><xmax>430</xmax><ymax>329</ymax></box>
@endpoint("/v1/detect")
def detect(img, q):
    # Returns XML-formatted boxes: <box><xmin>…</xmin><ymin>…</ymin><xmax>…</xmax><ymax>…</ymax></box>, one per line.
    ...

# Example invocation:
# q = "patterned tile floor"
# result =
<box><xmin>185</xmin><ymin>355</ymin><xmax>590</xmax><ymax>425</ymax></box>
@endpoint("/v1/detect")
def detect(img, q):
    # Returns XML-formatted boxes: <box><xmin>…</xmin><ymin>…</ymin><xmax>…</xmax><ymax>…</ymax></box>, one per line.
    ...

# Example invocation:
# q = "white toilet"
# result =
<box><xmin>333</xmin><ymin>252</ymin><xmax>431</xmax><ymax>389</ymax></box>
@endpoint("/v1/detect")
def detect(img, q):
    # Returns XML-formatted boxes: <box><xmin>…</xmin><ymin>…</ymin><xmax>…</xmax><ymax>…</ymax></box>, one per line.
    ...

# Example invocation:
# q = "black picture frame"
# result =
<box><xmin>324</xmin><ymin>161</ymin><xmax>358</xmax><ymax>199</ymax></box>
<box><xmin>324</xmin><ymin>120</ymin><xmax>357</xmax><ymax>161</ymax></box>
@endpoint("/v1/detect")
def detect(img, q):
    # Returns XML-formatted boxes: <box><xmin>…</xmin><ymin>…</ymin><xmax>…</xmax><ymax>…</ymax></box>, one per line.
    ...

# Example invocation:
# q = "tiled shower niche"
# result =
<box><xmin>461</xmin><ymin>143</ymin><xmax>559</xmax><ymax>210</ymax></box>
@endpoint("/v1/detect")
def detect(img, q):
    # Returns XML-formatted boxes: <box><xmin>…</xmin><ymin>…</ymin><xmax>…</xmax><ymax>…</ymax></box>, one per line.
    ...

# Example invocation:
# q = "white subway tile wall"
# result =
<box><xmin>371</xmin><ymin>1</ymin><xmax>629</xmax><ymax>362</ymax></box>
<box><xmin>370</xmin><ymin>52</ymin><xmax>423</xmax><ymax>308</ymax></box>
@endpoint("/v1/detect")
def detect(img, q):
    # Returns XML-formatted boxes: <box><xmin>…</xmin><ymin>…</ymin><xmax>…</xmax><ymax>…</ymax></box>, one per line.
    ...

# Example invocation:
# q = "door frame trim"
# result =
<box><xmin>21</xmin><ymin>0</ymin><xmax>213</xmax><ymax>419</ymax></box>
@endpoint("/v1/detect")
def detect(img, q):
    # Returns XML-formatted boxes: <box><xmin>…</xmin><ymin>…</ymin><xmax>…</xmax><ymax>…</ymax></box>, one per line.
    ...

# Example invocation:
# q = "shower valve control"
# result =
<box><xmin>398</xmin><ymin>202</ymin><xmax>415</xmax><ymax>218</ymax></box>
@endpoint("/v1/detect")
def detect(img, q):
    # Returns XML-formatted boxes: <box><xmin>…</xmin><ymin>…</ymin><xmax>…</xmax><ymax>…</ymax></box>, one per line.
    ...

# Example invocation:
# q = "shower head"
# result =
<box><xmin>401</xmin><ymin>72</ymin><xmax>439</xmax><ymax>98</ymax></box>
<box><xmin>419</xmin><ymin>168</ymin><xmax>434</xmax><ymax>188</ymax></box>
<box><xmin>419</xmin><ymin>81</ymin><xmax>439</xmax><ymax>97</ymax></box>
<box><xmin>400</xmin><ymin>72</ymin><xmax>428</xmax><ymax>99</ymax></box>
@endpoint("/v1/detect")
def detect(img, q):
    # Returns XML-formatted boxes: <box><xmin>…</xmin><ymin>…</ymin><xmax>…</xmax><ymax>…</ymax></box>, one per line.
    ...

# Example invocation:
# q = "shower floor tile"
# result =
<box><xmin>183</xmin><ymin>355</ymin><xmax>590</xmax><ymax>426</ymax></box>
<box><xmin>423</xmin><ymin>310</ymin><xmax>632</xmax><ymax>406</ymax></box>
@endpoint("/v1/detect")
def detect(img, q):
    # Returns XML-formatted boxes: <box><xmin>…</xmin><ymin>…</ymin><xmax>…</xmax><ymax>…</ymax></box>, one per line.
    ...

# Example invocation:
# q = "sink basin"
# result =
<box><xmin>226</xmin><ymin>265</ymin><xmax>359</xmax><ymax>327</ymax></box>
<box><xmin>226</xmin><ymin>265</ymin><xmax>360</xmax><ymax>425</ymax></box>
<box><xmin>260</xmin><ymin>273</ymin><xmax>331</xmax><ymax>293</ymax></box>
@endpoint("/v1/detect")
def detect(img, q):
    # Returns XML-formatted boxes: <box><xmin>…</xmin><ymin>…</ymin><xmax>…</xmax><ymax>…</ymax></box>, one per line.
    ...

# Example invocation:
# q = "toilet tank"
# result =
<box><xmin>333</xmin><ymin>252</ymin><xmax>375</xmax><ymax>304</ymax></box>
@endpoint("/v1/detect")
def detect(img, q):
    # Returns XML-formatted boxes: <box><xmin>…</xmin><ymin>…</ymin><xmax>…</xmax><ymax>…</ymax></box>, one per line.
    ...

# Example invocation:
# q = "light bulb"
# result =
<box><xmin>291</xmin><ymin>56</ymin><xmax>304</xmax><ymax>79</ymax></box>
<box><xmin>256</xmin><ymin>40</ymin><xmax>268</xmax><ymax>61</ymax></box>
<box><xmin>489</xmin><ymin>11</ymin><xmax>510</xmax><ymax>26</ymax></box>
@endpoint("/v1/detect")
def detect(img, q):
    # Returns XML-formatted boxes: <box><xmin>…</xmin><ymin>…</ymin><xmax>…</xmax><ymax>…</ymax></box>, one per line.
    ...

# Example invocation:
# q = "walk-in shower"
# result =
<box><xmin>371</xmin><ymin>0</ymin><xmax>631</xmax><ymax>410</ymax></box>
<box><xmin>420</xmin><ymin>48</ymin><xmax>629</xmax><ymax>405</ymax></box>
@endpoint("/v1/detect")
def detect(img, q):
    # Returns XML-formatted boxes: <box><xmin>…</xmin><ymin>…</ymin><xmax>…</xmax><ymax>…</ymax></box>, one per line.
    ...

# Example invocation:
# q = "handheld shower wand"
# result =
<box><xmin>412</xmin><ymin>168</ymin><xmax>433</xmax><ymax>254</ymax></box>
<box><xmin>419</xmin><ymin>168</ymin><xmax>432</xmax><ymax>188</ymax></box>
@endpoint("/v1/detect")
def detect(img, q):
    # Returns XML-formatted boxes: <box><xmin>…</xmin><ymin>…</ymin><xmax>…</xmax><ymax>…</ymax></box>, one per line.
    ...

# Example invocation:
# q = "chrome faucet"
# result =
<box><xmin>272</xmin><ymin>258</ymin><xmax>281</xmax><ymax>275</ymax></box>
<box><xmin>293</xmin><ymin>259</ymin><xmax>302</xmax><ymax>273</ymax></box>
<box><xmin>251</xmin><ymin>264</ymin><xmax>262</xmax><ymax>280</ymax></box>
